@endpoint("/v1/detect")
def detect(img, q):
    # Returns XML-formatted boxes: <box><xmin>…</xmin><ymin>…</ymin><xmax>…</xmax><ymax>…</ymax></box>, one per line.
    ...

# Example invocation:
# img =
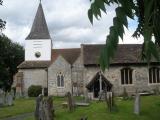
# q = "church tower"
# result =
<box><xmin>25</xmin><ymin>2</ymin><xmax>52</xmax><ymax>61</ymax></box>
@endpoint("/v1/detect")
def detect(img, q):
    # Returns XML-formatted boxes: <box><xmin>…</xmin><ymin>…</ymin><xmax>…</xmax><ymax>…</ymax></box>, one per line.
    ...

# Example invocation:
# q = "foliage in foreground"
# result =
<box><xmin>88</xmin><ymin>0</ymin><xmax>160</xmax><ymax>71</ymax></box>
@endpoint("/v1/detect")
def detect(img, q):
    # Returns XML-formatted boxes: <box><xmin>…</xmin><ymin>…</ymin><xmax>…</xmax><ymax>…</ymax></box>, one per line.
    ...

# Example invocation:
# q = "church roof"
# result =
<box><xmin>18</xmin><ymin>48</ymin><xmax>80</xmax><ymax>69</ymax></box>
<box><xmin>18</xmin><ymin>44</ymin><xmax>159</xmax><ymax>69</ymax></box>
<box><xmin>82</xmin><ymin>44</ymin><xmax>145</xmax><ymax>65</ymax></box>
<box><xmin>26</xmin><ymin>3</ymin><xmax>51</xmax><ymax>40</ymax></box>
<box><xmin>51</xmin><ymin>48</ymin><xmax>80</xmax><ymax>64</ymax></box>
<box><xmin>17</xmin><ymin>61</ymin><xmax>51</xmax><ymax>69</ymax></box>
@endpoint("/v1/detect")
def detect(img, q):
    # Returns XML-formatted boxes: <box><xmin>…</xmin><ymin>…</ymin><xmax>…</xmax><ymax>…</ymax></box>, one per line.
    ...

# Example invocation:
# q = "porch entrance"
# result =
<box><xmin>86</xmin><ymin>72</ymin><xmax>112</xmax><ymax>98</ymax></box>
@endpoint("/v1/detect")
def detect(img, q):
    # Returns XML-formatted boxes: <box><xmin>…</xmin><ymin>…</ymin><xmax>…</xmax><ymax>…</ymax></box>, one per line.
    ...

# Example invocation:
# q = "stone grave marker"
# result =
<box><xmin>66</xmin><ymin>92</ymin><xmax>75</xmax><ymax>111</ymax></box>
<box><xmin>0</xmin><ymin>90</ymin><xmax>5</xmax><ymax>107</ymax></box>
<box><xmin>134</xmin><ymin>92</ymin><xmax>140</xmax><ymax>115</ymax></box>
<box><xmin>35</xmin><ymin>95</ymin><xmax>54</xmax><ymax>120</ymax></box>
<box><xmin>6</xmin><ymin>93</ymin><xmax>13</xmax><ymax>106</ymax></box>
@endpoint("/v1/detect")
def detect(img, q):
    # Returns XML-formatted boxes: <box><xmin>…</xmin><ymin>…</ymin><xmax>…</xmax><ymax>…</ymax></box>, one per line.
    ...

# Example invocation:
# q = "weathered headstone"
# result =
<box><xmin>66</xmin><ymin>92</ymin><xmax>75</xmax><ymax>111</ymax></box>
<box><xmin>134</xmin><ymin>92</ymin><xmax>140</xmax><ymax>115</ymax></box>
<box><xmin>43</xmin><ymin>96</ymin><xmax>54</xmax><ymax>120</ymax></box>
<box><xmin>35</xmin><ymin>95</ymin><xmax>54</xmax><ymax>120</ymax></box>
<box><xmin>6</xmin><ymin>93</ymin><xmax>13</xmax><ymax>106</ymax></box>
<box><xmin>35</xmin><ymin>94</ymin><xmax>44</xmax><ymax>120</ymax></box>
<box><xmin>0</xmin><ymin>90</ymin><xmax>5</xmax><ymax>107</ymax></box>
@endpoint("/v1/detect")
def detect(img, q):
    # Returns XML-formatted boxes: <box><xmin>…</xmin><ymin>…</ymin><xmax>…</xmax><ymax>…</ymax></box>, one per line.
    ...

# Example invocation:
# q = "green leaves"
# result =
<box><xmin>88</xmin><ymin>0</ymin><xmax>160</xmax><ymax>71</ymax></box>
<box><xmin>88</xmin><ymin>0</ymin><xmax>107</xmax><ymax>24</ymax></box>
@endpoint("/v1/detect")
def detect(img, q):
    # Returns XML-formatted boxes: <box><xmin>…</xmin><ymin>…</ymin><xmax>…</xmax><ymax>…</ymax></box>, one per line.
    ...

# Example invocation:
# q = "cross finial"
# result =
<box><xmin>40</xmin><ymin>0</ymin><xmax>41</xmax><ymax>3</ymax></box>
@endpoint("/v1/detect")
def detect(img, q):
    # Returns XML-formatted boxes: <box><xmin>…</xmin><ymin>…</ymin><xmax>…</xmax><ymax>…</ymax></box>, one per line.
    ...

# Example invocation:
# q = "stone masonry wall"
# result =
<box><xmin>48</xmin><ymin>56</ymin><xmax>72</xmax><ymax>96</ymax></box>
<box><xmin>19</xmin><ymin>69</ymin><xmax>47</xmax><ymax>95</ymax></box>
<box><xmin>84</xmin><ymin>65</ymin><xmax>160</xmax><ymax>96</ymax></box>
<box><xmin>72</xmin><ymin>56</ymin><xmax>84</xmax><ymax>95</ymax></box>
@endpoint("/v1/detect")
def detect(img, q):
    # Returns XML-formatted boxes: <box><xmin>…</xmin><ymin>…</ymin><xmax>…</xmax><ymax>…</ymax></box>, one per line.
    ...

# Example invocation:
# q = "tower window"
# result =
<box><xmin>149</xmin><ymin>67</ymin><xmax>160</xmax><ymax>84</ymax></box>
<box><xmin>121</xmin><ymin>68</ymin><xmax>133</xmax><ymax>85</ymax></box>
<box><xmin>57</xmin><ymin>72</ymin><xmax>64</xmax><ymax>87</ymax></box>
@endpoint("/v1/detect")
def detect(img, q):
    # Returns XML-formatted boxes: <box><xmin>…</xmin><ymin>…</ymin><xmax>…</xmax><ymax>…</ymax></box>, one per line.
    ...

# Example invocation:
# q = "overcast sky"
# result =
<box><xmin>0</xmin><ymin>0</ymin><xmax>143</xmax><ymax>48</ymax></box>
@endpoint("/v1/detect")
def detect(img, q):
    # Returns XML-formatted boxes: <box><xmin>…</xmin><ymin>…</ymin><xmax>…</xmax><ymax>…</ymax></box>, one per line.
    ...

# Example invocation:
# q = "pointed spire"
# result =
<box><xmin>26</xmin><ymin>2</ymin><xmax>51</xmax><ymax>40</ymax></box>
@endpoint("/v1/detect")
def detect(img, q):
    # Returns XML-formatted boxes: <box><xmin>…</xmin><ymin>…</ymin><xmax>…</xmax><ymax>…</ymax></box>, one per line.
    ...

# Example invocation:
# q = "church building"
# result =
<box><xmin>14</xmin><ymin>2</ymin><xmax>160</xmax><ymax>98</ymax></box>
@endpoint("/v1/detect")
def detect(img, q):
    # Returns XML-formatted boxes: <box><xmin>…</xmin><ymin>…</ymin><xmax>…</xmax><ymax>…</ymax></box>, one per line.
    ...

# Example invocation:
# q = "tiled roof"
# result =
<box><xmin>51</xmin><ymin>48</ymin><xmax>80</xmax><ymax>64</ymax></box>
<box><xmin>82</xmin><ymin>44</ymin><xmax>145</xmax><ymax>65</ymax></box>
<box><xmin>26</xmin><ymin>3</ymin><xmax>51</xmax><ymax>39</ymax></box>
<box><xmin>18</xmin><ymin>48</ymin><xmax>80</xmax><ymax>69</ymax></box>
<box><xmin>18</xmin><ymin>61</ymin><xmax>51</xmax><ymax>69</ymax></box>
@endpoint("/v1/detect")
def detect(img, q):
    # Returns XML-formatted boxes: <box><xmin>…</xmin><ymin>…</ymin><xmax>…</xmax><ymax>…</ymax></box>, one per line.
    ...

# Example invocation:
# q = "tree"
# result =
<box><xmin>88</xmin><ymin>0</ymin><xmax>160</xmax><ymax>71</ymax></box>
<box><xmin>0</xmin><ymin>0</ymin><xmax>6</xmax><ymax>31</ymax></box>
<box><xmin>0</xmin><ymin>35</ymin><xmax>24</xmax><ymax>92</ymax></box>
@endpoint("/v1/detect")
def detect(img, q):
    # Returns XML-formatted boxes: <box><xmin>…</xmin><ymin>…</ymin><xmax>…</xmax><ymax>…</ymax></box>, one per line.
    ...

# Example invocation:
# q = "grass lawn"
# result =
<box><xmin>1</xmin><ymin>96</ymin><xmax>160</xmax><ymax>120</ymax></box>
<box><xmin>0</xmin><ymin>98</ymin><xmax>35</xmax><ymax>119</ymax></box>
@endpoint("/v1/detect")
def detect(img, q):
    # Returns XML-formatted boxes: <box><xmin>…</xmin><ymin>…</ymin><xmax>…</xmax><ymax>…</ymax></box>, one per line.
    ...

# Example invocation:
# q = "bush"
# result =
<box><xmin>28</xmin><ymin>85</ymin><xmax>42</xmax><ymax>97</ymax></box>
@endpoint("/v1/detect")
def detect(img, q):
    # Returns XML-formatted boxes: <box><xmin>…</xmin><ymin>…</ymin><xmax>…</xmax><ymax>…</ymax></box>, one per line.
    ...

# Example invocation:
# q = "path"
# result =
<box><xmin>1</xmin><ymin>112</ymin><xmax>34</xmax><ymax>120</ymax></box>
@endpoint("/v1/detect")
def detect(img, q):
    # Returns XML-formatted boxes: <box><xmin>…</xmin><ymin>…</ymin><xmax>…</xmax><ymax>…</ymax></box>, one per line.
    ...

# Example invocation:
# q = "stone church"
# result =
<box><xmin>14</xmin><ymin>2</ymin><xmax>160</xmax><ymax>98</ymax></box>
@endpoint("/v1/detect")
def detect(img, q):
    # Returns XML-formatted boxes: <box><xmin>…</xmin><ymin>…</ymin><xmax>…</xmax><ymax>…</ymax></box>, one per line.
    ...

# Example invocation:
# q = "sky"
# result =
<box><xmin>0</xmin><ymin>0</ymin><xmax>143</xmax><ymax>48</ymax></box>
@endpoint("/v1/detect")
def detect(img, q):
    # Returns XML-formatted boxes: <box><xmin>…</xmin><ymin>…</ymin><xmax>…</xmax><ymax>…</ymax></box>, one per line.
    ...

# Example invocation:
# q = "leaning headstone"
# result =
<box><xmin>66</xmin><ymin>92</ymin><xmax>75</xmax><ymax>111</ymax></box>
<box><xmin>134</xmin><ymin>93</ymin><xmax>140</xmax><ymax>115</ymax></box>
<box><xmin>35</xmin><ymin>94</ymin><xmax>44</xmax><ymax>120</ymax></box>
<box><xmin>43</xmin><ymin>96</ymin><xmax>54</xmax><ymax>120</ymax></box>
<box><xmin>0</xmin><ymin>90</ymin><xmax>5</xmax><ymax>107</ymax></box>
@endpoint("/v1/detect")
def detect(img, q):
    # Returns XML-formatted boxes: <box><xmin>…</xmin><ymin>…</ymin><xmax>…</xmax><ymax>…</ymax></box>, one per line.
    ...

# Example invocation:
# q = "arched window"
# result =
<box><xmin>121</xmin><ymin>68</ymin><xmax>133</xmax><ymax>85</ymax></box>
<box><xmin>149</xmin><ymin>67</ymin><xmax>160</xmax><ymax>84</ymax></box>
<box><xmin>57</xmin><ymin>72</ymin><xmax>64</xmax><ymax>87</ymax></box>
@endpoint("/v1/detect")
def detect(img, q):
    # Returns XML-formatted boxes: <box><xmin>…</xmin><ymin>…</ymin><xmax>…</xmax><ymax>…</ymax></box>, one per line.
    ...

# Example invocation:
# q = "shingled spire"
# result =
<box><xmin>26</xmin><ymin>2</ymin><xmax>51</xmax><ymax>39</ymax></box>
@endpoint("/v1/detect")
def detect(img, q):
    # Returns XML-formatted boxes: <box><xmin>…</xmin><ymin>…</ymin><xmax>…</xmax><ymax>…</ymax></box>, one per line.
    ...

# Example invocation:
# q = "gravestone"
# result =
<box><xmin>6</xmin><ymin>93</ymin><xmax>13</xmax><ymax>106</ymax></box>
<box><xmin>0</xmin><ymin>90</ymin><xmax>5</xmax><ymax>107</ymax></box>
<box><xmin>43</xmin><ymin>96</ymin><xmax>54</xmax><ymax>120</ymax></box>
<box><xmin>35</xmin><ymin>94</ymin><xmax>45</xmax><ymax>120</ymax></box>
<box><xmin>66</xmin><ymin>92</ymin><xmax>75</xmax><ymax>111</ymax></box>
<box><xmin>134</xmin><ymin>93</ymin><xmax>140</xmax><ymax>115</ymax></box>
<box><xmin>35</xmin><ymin>95</ymin><xmax>54</xmax><ymax>120</ymax></box>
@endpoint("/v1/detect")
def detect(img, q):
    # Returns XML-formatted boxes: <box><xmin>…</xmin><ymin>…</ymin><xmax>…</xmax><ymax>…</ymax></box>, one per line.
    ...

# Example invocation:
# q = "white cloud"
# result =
<box><xmin>0</xmin><ymin>0</ymin><xmax>141</xmax><ymax>48</ymax></box>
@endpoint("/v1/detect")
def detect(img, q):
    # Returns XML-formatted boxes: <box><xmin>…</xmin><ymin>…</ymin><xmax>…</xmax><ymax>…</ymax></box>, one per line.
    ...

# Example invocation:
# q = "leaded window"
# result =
<box><xmin>149</xmin><ymin>67</ymin><xmax>160</xmax><ymax>84</ymax></box>
<box><xmin>121</xmin><ymin>68</ymin><xmax>133</xmax><ymax>85</ymax></box>
<box><xmin>57</xmin><ymin>72</ymin><xmax>64</xmax><ymax>87</ymax></box>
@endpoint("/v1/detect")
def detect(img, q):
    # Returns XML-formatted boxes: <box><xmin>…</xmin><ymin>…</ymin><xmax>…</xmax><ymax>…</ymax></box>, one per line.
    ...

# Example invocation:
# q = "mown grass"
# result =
<box><xmin>0</xmin><ymin>98</ymin><xmax>35</xmax><ymax>119</ymax></box>
<box><xmin>1</xmin><ymin>96</ymin><xmax>160</xmax><ymax>120</ymax></box>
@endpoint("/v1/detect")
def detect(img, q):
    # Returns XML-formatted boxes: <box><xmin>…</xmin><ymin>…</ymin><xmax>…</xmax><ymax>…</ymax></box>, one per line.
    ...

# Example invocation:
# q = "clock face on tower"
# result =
<box><xmin>35</xmin><ymin>51</ymin><xmax>41</xmax><ymax>58</ymax></box>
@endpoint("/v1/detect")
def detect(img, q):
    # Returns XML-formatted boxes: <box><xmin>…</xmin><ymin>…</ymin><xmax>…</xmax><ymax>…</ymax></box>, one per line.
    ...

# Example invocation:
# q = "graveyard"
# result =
<box><xmin>0</xmin><ymin>95</ymin><xmax>160</xmax><ymax>120</ymax></box>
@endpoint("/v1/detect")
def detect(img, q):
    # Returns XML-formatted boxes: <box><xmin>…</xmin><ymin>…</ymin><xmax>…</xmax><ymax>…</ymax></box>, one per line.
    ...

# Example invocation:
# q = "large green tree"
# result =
<box><xmin>0</xmin><ymin>0</ymin><xmax>6</xmax><ymax>31</ymax></box>
<box><xmin>88</xmin><ymin>0</ymin><xmax>160</xmax><ymax>71</ymax></box>
<box><xmin>0</xmin><ymin>35</ymin><xmax>24</xmax><ymax>92</ymax></box>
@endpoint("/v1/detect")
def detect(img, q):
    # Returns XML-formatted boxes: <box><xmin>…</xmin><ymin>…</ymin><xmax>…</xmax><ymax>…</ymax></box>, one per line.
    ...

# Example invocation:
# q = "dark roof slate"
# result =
<box><xmin>51</xmin><ymin>48</ymin><xmax>80</xmax><ymax>64</ymax></box>
<box><xmin>18</xmin><ymin>61</ymin><xmax>51</xmax><ymax>69</ymax></box>
<box><xmin>82</xmin><ymin>44</ymin><xmax>144</xmax><ymax>65</ymax></box>
<box><xmin>26</xmin><ymin>3</ymin><xmax>51</xmax><ymax>40</ymax></box>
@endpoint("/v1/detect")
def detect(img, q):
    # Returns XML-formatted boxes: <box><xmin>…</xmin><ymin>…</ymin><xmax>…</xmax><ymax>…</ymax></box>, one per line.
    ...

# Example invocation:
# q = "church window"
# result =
<box><xmin>149</xmin><ymin>67</ymin><xmax>160</xmax><ymax>84</ymax></box>
<box><xmin>57</xmin><ymin>73</ymin><xmax>64</xmax><ymax>87</ymax></box>
<box><xmin>121</xmin><ymin>68</ymin><xmax>133</xmax><ymax>85</ymax></box>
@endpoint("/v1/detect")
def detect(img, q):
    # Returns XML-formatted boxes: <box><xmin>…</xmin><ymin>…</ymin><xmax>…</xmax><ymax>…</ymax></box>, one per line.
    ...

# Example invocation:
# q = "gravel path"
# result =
<box><xmin>1</xmin><ymin>112</ymin><xmax>34</xmax><ymax>120</ymax></box>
